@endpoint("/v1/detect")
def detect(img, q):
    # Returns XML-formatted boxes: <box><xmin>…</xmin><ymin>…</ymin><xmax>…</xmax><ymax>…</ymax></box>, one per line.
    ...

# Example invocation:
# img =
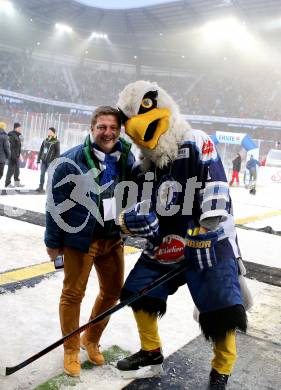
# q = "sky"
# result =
<box><xmin>74</xmin><ymin>0</ymin><xmax>176</xmax><ymax>9</ymax></box>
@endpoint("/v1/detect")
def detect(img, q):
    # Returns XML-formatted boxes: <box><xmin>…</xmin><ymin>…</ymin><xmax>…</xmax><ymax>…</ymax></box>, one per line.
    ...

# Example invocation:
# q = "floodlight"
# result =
<box><xmin>0</xmin><ymin>0</ymin><xmax>15</xmax><ymax>15</ymax></box>
<box><xmin>89</xmin><ymin>32</ymin><xmax>108</xmax><ymax>40</ymax></box>
<box><xmin>55</xmin><ymin>23</ymin><xmax>73</xmax><ymax>33</ymax></box>
<box><xmin>203</xmin><ymin>17</ymin><xmax>246</xmax><ymax>42</ymax></box>
<box><xmin>202</xmin><ymin>17</ymin><xmax>256</xmax><ymax>51</ymax></box>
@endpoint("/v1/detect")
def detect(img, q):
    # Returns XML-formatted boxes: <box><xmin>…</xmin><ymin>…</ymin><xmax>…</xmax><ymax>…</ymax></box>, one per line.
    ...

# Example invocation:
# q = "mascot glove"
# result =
<box><xmin>119</xmin><ymin>200</ymin><xmax>160</xmax><ymax>239</ymax></box>
<box><xmin>184</xmin><ymin>228</ymin><xmax>223</xmax><ymax>271</ymax></box>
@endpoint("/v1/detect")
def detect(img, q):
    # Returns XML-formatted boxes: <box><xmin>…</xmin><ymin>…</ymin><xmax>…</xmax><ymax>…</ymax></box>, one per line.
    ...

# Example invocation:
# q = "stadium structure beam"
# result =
<box><xmin>27</xmin><ymin>0</ymin><xmax>61</xmax><ymax>15</ymax></box>
<box><xmin>182</xmin><ymin>0</ymin><xmax>202</xmax><ymax>22</ymax></box>
<box><xmin>94</xmin><ymin>9</ymin><xmax>105</xmax><ymax>29</ymax></box>
<box><xmin>142</xmin><ymin>8</ymin><xmax>167</xmax><ymax>32</ymax></box>
<box><xmin>124</xmin><ymin>11</ymin><xmax>140</xmax><ymax>49</ymax></box>
<box><xmin>21</xmin><ymin>0</ymin><xmax>68</xmax><ymax>27</ymax></box>
<box><xmin>64</xmin><ymin>5</ymin><xmax>89</xmax><ymax>24</ymax></box>
<box><xmin>125</xmin><ymin>11</ymin><xmax>134</xmax><ymax>35</ymax></box>
<box><xmin>230</xmin><ymin>0</ymin><xmax>249</xmax><ymax>21</ymax></box>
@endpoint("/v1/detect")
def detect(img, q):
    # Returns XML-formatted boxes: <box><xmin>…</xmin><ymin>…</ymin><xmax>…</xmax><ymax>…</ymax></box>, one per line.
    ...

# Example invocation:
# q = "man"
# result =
<box><xmin>5</xmin><ymin>122</ymin><xmax>24</xmax><ymax>188</ymax></box>
<box><xmin>229</xmin><ymin>153</ymin><xmax>241</xmax><ymax>186</ymax></box>
<box><xmin>115</xmin><ymin>81</ymin><xmax>247</xmax><ymax>390</ymax></box>
<box><xmin>36</xmin><ymin>127</ymin><xmax>60</xmax><ymax>193</ymax></box>
<box><xmin>246</xmin><ymin>155</ymin><xmax>260</xmax><ymax>185</ymax></box>
<box><xmin>0</xmin><ymin>122</ymin><xmax>10</xmax><ymax>181</ymax></box>
<box><xmin>246</xmin><ymin>155</ymin><xmax>260</xmax><ymax>195</ymax></box>
<box><xmin>45</xmin><ymin>106</ymin><xmax>135</xmax><ymax>377</ymax></box>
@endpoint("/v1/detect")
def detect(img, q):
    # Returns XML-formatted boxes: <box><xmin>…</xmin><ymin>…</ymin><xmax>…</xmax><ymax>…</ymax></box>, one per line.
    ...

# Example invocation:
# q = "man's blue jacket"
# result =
<box><xmin>44</xmin><ymin>136</ymin><xmax>135</xmax><ymax>252</ymax></box>
<box><xmin>246</xmin><ymin>157</ymin><xmax>259</xmax><ymax>172</ymax></box>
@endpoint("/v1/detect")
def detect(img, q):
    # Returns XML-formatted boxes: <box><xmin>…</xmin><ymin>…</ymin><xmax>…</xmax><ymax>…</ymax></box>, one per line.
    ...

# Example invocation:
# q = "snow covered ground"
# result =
<box><xmin>0</xmin><ymin>216</ymin><xmax>46</xmax><ymax>273</ymax></box>
<box><xmin>0</xmin><ymin>252</ymin><xmax>201</xmax><ymax>390</ymax></box>
<box><xmin>0</xmin><ymin>168</ymin><xmax>281</xmax><ymax>389</ymax></box>
<box><xmin>0</xmin><ymin>166</ymin><xmax>39</xmax><ymax>193</ymax></box>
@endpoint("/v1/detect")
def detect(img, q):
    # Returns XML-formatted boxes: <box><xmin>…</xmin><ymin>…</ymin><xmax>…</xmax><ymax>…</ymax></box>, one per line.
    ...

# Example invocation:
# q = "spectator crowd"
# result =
<box><xmin>2</xmin><ymin>48</ymin><xmax>281</xmax><ymax>122</ymax></box>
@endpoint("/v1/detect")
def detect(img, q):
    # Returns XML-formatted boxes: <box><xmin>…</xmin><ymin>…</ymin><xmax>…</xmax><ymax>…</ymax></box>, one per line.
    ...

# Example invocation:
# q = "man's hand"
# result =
<box><xmin>46</xmin><ymin>247</ymin><xmax>63</xmax><ymax>261</ymax></box>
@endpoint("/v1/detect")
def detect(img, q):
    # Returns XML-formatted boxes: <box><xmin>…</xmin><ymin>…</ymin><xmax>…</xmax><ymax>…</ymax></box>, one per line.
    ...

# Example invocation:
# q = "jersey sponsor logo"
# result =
<box><xmin>176</xmin><ymin>147</ymin><xmax>190</xmax><ymax>160</ymax></box>
<box><xmin>202</xmin><ymin>140</ymin><xmax>214</xmax><ymax>155</ymax></box>
<box><xmin>154</xmin><ymin>234</ymin><xmax>185</xmax><ymax>263</ymax></box>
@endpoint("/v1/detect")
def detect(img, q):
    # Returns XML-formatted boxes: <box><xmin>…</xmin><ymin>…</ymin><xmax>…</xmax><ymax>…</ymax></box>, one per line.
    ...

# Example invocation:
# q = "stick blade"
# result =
<box><xmin>0</xmin><ymin>367</ymin><xmax>7</xmax><ymax>376</ymax></box>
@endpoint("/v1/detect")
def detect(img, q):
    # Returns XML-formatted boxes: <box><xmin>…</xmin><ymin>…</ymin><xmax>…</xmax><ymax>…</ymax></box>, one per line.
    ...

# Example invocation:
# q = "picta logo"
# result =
<box><xmin>46</xmin><ymin>157</ymin><xmax>113</xmax><ymax>233</ymax></box>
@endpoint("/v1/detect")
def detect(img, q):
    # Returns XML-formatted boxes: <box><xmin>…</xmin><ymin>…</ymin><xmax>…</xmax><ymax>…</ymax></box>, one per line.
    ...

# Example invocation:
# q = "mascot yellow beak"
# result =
<box><xmin>125</xmin><ymin>108</ymin><xmax>171</xmax><ymax>149</ymax></box>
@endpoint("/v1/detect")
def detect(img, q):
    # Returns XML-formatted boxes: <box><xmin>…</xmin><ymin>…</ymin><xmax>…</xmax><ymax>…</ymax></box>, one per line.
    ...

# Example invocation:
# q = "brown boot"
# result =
<box><xmin>64</xmin><ymin>351</ymin><xmax>80</xmax><ymax>377</ymax></box>
<box><xmin>80</xmin><ymin>333</ymin><xmax>105</xmax><ymax>365</ymax></box>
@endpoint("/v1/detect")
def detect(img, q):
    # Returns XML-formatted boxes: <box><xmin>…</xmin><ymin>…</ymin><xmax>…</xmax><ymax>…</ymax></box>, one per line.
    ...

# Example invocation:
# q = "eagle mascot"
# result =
<box><xmin>115</xmin><ymin>80</ymin><xmax>249</xmax><ymax>389</ymax></box>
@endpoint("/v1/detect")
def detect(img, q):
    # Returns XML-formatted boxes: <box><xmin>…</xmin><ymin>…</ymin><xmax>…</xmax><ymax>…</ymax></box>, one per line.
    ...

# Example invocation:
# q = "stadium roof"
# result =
<box><xmin>74</xmin><ymin>0</ymin><xmax>177</xmax><ymax>9</ymax></box>
<box><xmin>15</xmin><ymin>0</ymin><xmax>281</xmax><ymax>37</ymax></box>
<box><xmin>4</xmin><ymin>0</ymin><xmax>281</xmax><ymax>67</ymax></box>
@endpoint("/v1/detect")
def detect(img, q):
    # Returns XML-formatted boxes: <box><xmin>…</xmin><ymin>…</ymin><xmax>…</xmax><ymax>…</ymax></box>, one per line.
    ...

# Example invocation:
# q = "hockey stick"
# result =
<box><xmin>0</xmin><ymin>260</ymin><xmax>189</xmax><ymax>376</ymax></box>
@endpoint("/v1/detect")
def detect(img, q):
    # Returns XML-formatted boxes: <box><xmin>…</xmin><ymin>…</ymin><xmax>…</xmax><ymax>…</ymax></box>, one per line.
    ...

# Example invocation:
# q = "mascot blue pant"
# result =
<box><xmin>120</xmin><ymin>249</ymin><xmax>247</xmax><ymax>375</ymax></box>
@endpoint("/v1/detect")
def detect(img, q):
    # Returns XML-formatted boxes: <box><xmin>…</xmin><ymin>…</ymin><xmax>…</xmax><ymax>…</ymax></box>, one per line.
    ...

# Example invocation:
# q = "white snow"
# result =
<box><xmin>237</xmin><ymin>227</ymin><xmax>281</xmax><ymax>268</ymax></box>
<box><xmin>0</xmin><ymin>216</ymin><xmax>46</xmax><ymax>272</ymax></box>
<box><xmin>0</xmin><ymin>167</ymin><xmax>39</xmax><ymax>192</ymax></box>
<box><xmin>230</xmin><ymin>185</ymin><xmax>281</xmax><ymax>219</ymax></box>
<box><xmin>0</xmin><ymin>253</ymin><xmax>200</xmax><ymax>390</ymax></box>
<box><xmin>0</xmin><ymin>168</ymin><xmax>281</xmax><ymax>389</ymax></box>
<box><xmin>0</xmin><ymin>194</ymin><xmax>46</xmax><ymax>214</ymax></box>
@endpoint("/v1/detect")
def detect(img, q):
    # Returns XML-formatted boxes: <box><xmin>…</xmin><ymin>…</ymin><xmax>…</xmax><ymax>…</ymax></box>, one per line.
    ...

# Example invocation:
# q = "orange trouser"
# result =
<box><xmin>60</xmin><ymin>238</ymin><xmax>124</xmax><ymax>352</ymax></box>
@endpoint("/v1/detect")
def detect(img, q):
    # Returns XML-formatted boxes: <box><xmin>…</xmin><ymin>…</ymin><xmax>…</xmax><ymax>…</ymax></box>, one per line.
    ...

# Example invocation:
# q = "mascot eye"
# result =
<box><xmin>141</xmin><ymin>98</ymin><xmax>153</xmax><ymax>109</ymax></box>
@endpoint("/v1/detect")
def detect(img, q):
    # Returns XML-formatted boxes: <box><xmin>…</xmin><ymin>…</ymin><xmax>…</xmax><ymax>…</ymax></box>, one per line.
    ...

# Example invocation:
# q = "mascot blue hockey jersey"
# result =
<box><xmin>117</xmin><ymin>81</ymin><xmax>247</xmax><ymax>340</ymax></box>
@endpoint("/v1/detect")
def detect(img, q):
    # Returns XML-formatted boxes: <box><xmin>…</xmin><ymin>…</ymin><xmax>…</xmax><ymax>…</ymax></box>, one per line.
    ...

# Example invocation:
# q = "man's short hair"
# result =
<box><xmin>14</xmin><ymin>122</ymin><xmax>21</xmax><ymax>130</ymax></box>
<box><xmin>91</xmin><ymin>106</ymin><xmax>121</xmax><ymax>128</ymax></box>
<box><xmin>49</xmin><ymin>127</ymin><xmax>56</xmax><ymax>134</ymax></box>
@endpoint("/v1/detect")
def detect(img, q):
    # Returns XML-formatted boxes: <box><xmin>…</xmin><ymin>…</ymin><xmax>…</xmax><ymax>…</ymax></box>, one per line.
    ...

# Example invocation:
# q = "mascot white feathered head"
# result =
<box><xmin>117</xmin><ymin>80</ymin><xmax>191</xmax><ymax>168</ymax></box>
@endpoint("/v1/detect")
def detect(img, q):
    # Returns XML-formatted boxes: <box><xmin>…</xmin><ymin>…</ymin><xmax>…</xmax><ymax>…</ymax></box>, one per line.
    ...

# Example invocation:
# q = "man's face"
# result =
<box><xmin>91</xmin><ymin>115</ymin><xmax>120</xmax><ymax>153</ymax></box>
<box><xmin>16</xmin><ymin>127</ymin><xmax>22</xmax><ymax>133</ymax></box>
